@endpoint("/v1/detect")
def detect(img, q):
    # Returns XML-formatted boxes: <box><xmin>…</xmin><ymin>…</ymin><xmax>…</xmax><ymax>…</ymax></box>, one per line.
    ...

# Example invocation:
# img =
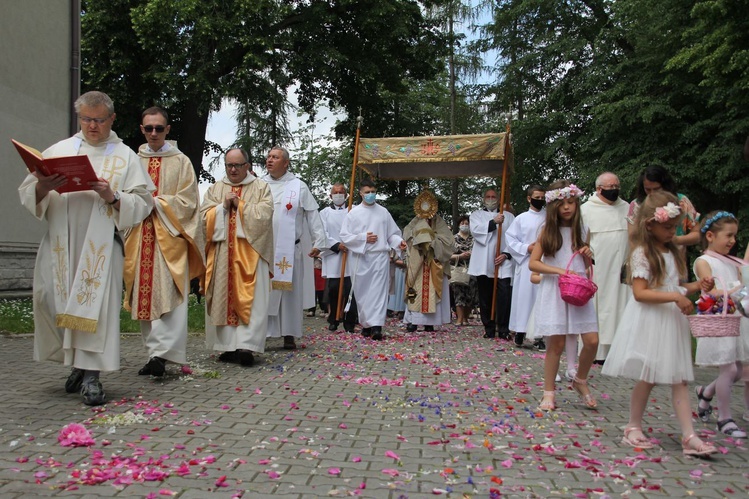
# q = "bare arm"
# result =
<box><xmin>528</xmin><ymin>240</ymin><xmax>565</xmax><ymax>276</ymax></box>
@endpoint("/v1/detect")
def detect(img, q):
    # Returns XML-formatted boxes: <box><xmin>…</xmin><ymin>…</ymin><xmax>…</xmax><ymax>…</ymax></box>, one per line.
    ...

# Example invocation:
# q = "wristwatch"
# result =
<box><xmin>108</xmin><ymin>191</ymin><xmax>121</xmax><ymax>205</ymax></box>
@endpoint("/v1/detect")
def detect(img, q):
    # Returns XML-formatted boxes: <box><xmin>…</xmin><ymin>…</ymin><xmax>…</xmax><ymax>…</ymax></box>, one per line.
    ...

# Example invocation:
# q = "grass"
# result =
<box><xmin>0</xmin><ymin>295</ymin><xmax>206</xmax><ymax>334</ymax></box>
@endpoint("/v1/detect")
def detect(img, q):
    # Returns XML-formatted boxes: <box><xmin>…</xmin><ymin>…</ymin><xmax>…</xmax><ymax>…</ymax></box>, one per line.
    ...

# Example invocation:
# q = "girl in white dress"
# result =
<box><xmin>529</xmin><ymin>180</ymin><xmax>599</xmax><ymax>411</ymax></box>
<box><xmin>692</xmin><ymin>211</ymin><xmax>749</xmax><ymax>438</ymax></box>
<box><xmin>602</xmin><ymin>191</ymin><xmax>717</xmax><ymax>456</ymax></box>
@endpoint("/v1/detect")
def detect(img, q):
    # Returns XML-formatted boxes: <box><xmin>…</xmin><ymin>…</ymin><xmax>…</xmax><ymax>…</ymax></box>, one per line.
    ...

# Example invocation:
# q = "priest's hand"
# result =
<box><xmin>366</xmin><ymin>232</ymin><xmax>378</xmax><ymax>244</ymax></box>
<box><xmin>493</xmin><ymin>213</ymin><xmax>505</xmax><ymax>224</ymax></box>
<box><xmin>398</xmin><ymin>240</ymin><xmax>407</xmax><ymax>251</ymax></box>
<box><xmin>33</xmin><ymin>171</ymin><xmax>67</xmax><ymax>199</ymax></box>
<box><xmin>308</xmin><ymin>248</ymin><xmax>321</xmax><ymax>258</ymax></box>
<box><xmin>338</xmin><ymin>242</ymin><xmax>347</xmax><ymax>253</ymax></box>
<box><xmin>224</xmin><ymin>192</ymin><xmax>239</xmax><ymax>210</ymax></box>
<box><xmin>90</xmin><ymin>177</ymin><xmax>117</xmax><ymax>203</ymax></box>
<box><xmin>495</xmin><ymin>253</ymin><xmax>507</xmax><ymax>266</ymax></box>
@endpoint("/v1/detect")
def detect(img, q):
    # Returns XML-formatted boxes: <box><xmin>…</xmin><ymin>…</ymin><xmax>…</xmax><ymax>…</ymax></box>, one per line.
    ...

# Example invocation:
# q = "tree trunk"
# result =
<box><xmin>180</xmin><ymin>99</ymin><xmax>211</xmax><ymax>180</ymax></box>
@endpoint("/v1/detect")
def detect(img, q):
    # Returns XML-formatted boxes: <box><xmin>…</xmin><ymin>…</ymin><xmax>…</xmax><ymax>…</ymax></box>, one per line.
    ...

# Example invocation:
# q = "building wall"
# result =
<box><xmin>0</xmin><ymin>1</ymin><xmax>73</xmax><ymax>290</ymax></box>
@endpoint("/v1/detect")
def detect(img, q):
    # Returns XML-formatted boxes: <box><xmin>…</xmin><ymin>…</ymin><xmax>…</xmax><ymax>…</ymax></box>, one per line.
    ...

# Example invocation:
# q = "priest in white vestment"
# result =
<box><xmin>581</xmin><ymin>172</ymin><xmax>631</xmax><ymax>362</ymax></box>
<box><xmin>468</xmin><ymin>188</ymin><xmax>516</xmax><ymax>339</ymax></box>
<box><xmin>506</xmin><ymin>185</ymin><xmax>546</xmax><ymax>347</ymax></box>
<box><xmin>402</xmin><ymin>190</ymin><xmax>453</xmax><ymax>331</ymax></box>
<box><xmin>18</xmin><ymin>91</ymin><xmax>154</xmax><ymax>405</ymax></box>
<box><xmin>201</xmin><ymin>149</ymin><xmax>274</xmax><ymax>366</ymax></box>
<box><xmin>261</xmin><ymin>147</ymin><xmax>326</xmax><ymax>350</ymax></box>
<box><xmin>340</xmin><ymin>178</ymin><xmax>406</xmax><ymax>340</ymax></box>
<box><xmin>319</xmin><ymin>183</ymin><xmax>358</xmax><ymax>332</ymax></box>
<box><xmin>124</xmin><ymin>107</ymin><xmax>204</xmax><ymax>377</ymax></box>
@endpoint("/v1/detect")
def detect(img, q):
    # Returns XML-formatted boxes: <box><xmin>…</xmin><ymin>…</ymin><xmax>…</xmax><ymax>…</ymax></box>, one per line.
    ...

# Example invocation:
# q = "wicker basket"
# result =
<box><xmin>558</xmin><ymin>250</ymin><xmax>598</xmax><ymax>307</ymax></box>
<box><xmin>688</xmin><ymin>276</ymin><xmax>741</xmax><ymax>338</ymax></box>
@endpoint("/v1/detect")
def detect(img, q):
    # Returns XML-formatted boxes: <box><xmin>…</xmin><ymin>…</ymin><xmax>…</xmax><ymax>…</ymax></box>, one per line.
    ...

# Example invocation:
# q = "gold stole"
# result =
<box><xmin>133</xmin><ymin>157</ymin><xmax>161</xmax><ymax>319</ymax></box>
<box><xmin>204</xmin><ymin>187</ymin><xmax>261</xmax><ymax>325</ymax></box>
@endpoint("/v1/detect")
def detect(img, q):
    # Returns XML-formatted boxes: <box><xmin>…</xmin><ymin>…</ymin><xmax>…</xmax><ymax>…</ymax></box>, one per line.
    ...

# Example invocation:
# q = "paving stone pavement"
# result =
<box><xmin>0</xmin><ymin>316</ymin><xmax>747</xmax><ymax>498</ymax></box>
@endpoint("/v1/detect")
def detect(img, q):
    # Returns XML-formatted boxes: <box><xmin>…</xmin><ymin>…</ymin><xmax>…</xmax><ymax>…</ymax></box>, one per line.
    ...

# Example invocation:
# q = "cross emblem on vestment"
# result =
<box><xmin>275</xmin><ymin>257</ymin><xmax>292</xmax><ymax>274</ymax></box>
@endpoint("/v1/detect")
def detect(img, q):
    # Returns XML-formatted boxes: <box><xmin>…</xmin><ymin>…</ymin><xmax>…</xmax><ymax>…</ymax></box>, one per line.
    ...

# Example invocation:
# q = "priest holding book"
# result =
<box><xmin>18</xmin><ymin>91</ymin><xmax>154</xmax><ymax>406</ymax></box>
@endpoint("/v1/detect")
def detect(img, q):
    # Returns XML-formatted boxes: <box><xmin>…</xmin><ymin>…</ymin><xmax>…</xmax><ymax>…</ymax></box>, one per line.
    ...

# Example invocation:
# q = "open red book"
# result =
<box><xmin>12</xmin><ymin>139</ymin><xmax>98</xmax><ymax>194</ymax></box>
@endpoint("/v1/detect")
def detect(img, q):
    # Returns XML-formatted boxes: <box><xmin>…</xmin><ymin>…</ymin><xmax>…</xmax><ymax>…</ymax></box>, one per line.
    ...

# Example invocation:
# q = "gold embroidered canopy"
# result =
<box><xmin>357</xmin><ymin>132</ymin><xmax>512</xmax><ymax>180</ymax></box>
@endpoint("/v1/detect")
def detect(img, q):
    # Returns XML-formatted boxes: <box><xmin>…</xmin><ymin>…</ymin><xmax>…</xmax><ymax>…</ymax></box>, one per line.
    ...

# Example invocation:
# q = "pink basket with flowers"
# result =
<box><xmin>558</xmin><ymin>250</ymin><xmax>598</xmax><ymax>307</ymax></box>
<box><xmin>689</xmin><ymin>276</ymin><xmax>741</xmax><ymax>338</ymax></box>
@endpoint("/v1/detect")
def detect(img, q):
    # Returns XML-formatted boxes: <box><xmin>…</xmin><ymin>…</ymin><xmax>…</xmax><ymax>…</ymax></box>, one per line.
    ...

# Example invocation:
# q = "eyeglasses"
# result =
<box><xmin>225</xmin><ymin>163</ymin><xmax>247</xmax><ymax>170</ymax></box>
<box><xmin>599</xmin><ymin>184</ymin><xmax>620</xmax><ymax>190</ymax></box>
<box><xmin>79</xmin><ymin>115</ymin><xmax>111</xmax><ymax>125</ymax></box>
<box><xmin>143</xmin><ymin>125</ymin><xmax>166</xmax><ymax>133</ymax></box>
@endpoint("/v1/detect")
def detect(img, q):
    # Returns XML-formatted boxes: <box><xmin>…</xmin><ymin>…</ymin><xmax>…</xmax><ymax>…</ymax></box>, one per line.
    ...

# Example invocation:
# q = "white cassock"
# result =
<box><xmin>262</xmin><ymin>171</ymin><xmax>326</xmax><ymax>339</ymax></box>
<box><xmin>340</xmin><ymin>203</ymin><xmax>403</xmax><ymax>328</ymax></box>
<box><xmin>467</xmin><ymin>208</ymin><xmax>515</xmax><ymax>280</ymax></box>
<box><xmin>19</xmin><ymin>132</ymin><xmax>154</xmax><ymax>372</ymax></box>
<box><xmin>581</xmin><ymin>195</ymin><xmax>631</xmax><ymax>359</ymax></box>
<box><xmin>506</xmin><ymin>209</ymin><xmax>545</xmax><ymax>333</ymax></box>
<box><xmin>319</xmin><ymin>204</ymin><xmax>351</xmax><ymax>279</ymax></box>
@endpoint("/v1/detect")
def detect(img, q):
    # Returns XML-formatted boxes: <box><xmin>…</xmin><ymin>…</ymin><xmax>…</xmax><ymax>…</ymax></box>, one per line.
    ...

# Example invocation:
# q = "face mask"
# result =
<box><xmin>484</xmin><ymin>199</ymin><xmax>498</xmax><ymax>211</ymax></box>
<box><xmin>530</xmin><ymin>198</ymin><xmax>545</xmax><ymax>210</ymax></box>
<box><xmin>459</xmin><ymin>224</ymin><xmax>470</xmax><ymax>233</ymax></box>
<box><xmin>331</xmin><ymin>193</ymin><xmax>346</xmax><ymax>206</ymax></box>
<box><xmin>363</xmin><ymin>192</ymin><xmax>377</xmax><ymax>205</ymax></box>
<box><xmin>600</xmin><ymin>188</ymin><xmax>620</xmax><ymax>202</ymax></box>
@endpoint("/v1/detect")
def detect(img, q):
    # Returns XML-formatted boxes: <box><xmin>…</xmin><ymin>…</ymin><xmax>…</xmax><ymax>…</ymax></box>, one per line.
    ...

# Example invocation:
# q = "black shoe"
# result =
<box><xmin>372</xmin><ymin>327</ymin><xmax>383</xmax><ymax>341</ymax></box>
<box><xmin>343</xmin><ymin>322</ymin><xmax>356</xmax><ymax>333</ymax></box>
<box><xmin>362</xmin><ymin>328</ymin><xmax>373</xmax><ymax>337</ymax></box>
<box><xmin>424</xmin><ymin>325</ymin><xmax>434</xmax><ymax>332</ymax></box>
<box><xmin>406</xmin><ymin>324</ymin><xmax>417</xmax><ymax>332</ymax></box>
<box><xmin>138</xmin><ymin>357</ymin><xmax>166</xmax><ymax>377</ymax></box>
<box><xmin>592</xmin><ymin>359</ymin><xmax>605</xmax><ymax>366</ymax></box>
<box><xmin>695</xmin><ymin>385</ymin><xmax>714</xmax><ymax>422</ymax></box>
<box><xmin>218</xmin><ymin>350</ymin><xmax>238</xmax><ymax>363</ymax></box>
<box><xmin>533</xmin><ymin>339</ymin><xmax>546</xmax><ymax>352</ymax></box>
<box><xmin>65</xmin><ymin>368</ymin><xmax>84</xmax><ymax>393</ymax></box>
<box><xmin>498</xmin><ymin>331</ymin><xmax>511</xmax><ymax>340</ymax></box>
<box><xmin>483</xmin><ymin>331</ymin><xmax>496</xmax><ymax>339</ymax></box>
<box><xmin>81</xmin><ymin>378</ymin><xmax>106</xmax><ymax>406</ymax></box>
<box><xmin>328</xmin><ymin>322</ymin><xmax>339</xmax><ymax>332</ymax></box>
<box><xmin>283</xmin><ymin>336</ymin><xmax>297</xmax><ymax>350</ymax></box>
<box><xmin>236</xmin><ymin>350</ymin><xmax>254</xmax><ymax>367</ymax></box>
<box><xmin>514</xmin><ymin>333</ymin><xmax>525</xmax><ymax>347</ymax></box>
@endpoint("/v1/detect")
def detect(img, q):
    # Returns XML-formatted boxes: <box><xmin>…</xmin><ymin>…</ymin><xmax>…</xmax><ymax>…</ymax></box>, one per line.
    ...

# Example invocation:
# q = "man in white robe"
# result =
<box><xmin>340</xmin><ymin>178</ymin><xmax>406</xmax><ymax>340</ymax></box>
<box><xmin>581</xmin><ymin>172</ymin><xmax>631</xmax><ymax>362</ymax></box>
<box><xmin>319</xmin><ymin>183</ymin><xmax>358</xmax><ymax>332</ymax></box>
<box><xmin>18</xmin><ymin>91</ymin><xmax>154</xmax><ymax>405</ymax></box>
<box><xmin>468</xmin><ymin>188</ymin><xmax>516</xmax><ymax>339</ymax></box>
<box><xmin>201</xmin><ymin>149</ymin><xmax>274</xmax><ymax>366</ymax></box>
<box><xmin>261</xmin><ymin>147</ymin><xmax>326</xmax><ymax>350</ymax></box>
<box><xmin>124</xmin><ymin>106</ymin><xmax>204</xmax><ymax>377</ymax></box>
<box><xmin>506</xmin><ymin>185</ymin><xmax>546</xmax><ymax>347</ymax></box>
<box><xmin>402</xmin><ymin>190</ymin><xmax>453</xmax><ymax>331</ymax></box>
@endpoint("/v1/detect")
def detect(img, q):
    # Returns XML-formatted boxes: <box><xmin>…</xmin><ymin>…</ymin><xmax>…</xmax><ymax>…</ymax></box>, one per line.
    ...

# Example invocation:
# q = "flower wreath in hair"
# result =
<box><xmin>544</xmin><ymin>184</ymin><xmax>584</xmax><ymax>203</ymax></box>
<box><xmin>652</xmin><ymin>202</ymin><xmax>681</xmax><ymax>223</ymax></box>
<box><xmin>700</xmin><ymin>211</ymin><xmax>735</xmax><ymax>234</ymax></box>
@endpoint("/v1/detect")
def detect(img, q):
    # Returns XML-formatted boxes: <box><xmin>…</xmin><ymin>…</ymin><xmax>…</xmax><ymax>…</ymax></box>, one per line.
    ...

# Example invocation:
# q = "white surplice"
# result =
<box><xmin>506</xmin><ymin>208</ymin><xmax>545</xmax><ymax>333</ymax></box>
<box><xmin>19</xmin><ymin>132</ymin><xmax>154</xmax><ymax>371</ymax></box>
<box><xmin>581</xmin><ymin>195</ymin><xmax>631</xmax><ymax>359</ymax></box>
<box><xmin>319</xmin><ymin>204</ymin><xmax>351</xmax><ymax>279</ymax></box>
<box><xmin>339</xmin><ymin>202</ymin><xmax>403</xmax><ymax>328</ymax></box>
<box><xmin>261</xmin><ymin>171</ymin><xmax>326</xmax><ymax>338</ymax></box>
<box><xmin>467</xmin><ymin>208</ymin><xmax>515</xmax><ymax>279</ymax></box>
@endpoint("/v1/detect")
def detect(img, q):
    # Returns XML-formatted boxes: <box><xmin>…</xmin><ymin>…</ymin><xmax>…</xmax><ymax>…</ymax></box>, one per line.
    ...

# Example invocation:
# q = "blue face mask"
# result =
<box><xmin>363</xmin><ymin>192</ymin><xmax>377</xmax><ymax>204</ymax></box>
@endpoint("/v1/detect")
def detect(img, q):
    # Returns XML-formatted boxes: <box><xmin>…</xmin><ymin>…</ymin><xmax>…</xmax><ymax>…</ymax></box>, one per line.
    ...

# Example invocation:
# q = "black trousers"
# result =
<box><xmin>476</xmin><ymin>275</ymin><xmax>512</xmax><ymax>336</ymax></box>
<box><xmin>326</xmin><ymin>276</ymin><xmax>358</xmax><ymax>328</ymax></box>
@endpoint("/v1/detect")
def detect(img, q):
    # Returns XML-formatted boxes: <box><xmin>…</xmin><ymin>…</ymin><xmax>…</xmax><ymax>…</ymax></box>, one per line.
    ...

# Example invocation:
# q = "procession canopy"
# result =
<box><xmin>357</xmin><ymin>132</ymin><xmax>512</xmax><ymax>180</ymax></box>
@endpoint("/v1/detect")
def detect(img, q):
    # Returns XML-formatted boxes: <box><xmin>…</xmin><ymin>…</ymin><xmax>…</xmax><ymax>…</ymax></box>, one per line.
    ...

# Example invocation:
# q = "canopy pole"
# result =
<box><xmin>490</xmin><ymin>124</ymin><xmax>512</xmax><ymax>322</ymax></box>
<box><xmin>336</xmin><ymin>113</ymin><xmax>363</xmax><ymax>321</ymax></box>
